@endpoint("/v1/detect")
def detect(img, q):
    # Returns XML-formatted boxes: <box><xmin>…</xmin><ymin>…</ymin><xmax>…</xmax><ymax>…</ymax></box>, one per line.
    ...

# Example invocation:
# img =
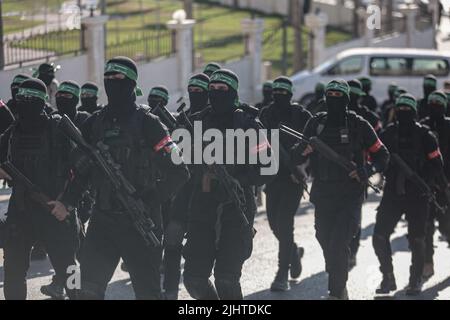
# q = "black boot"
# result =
<box><xmin>375</xmin><ymin>272</ymin><xmax>397</xmax><ymax>294</ymax></box>
<box><xmin>405</xmin><ymin>276</ymin><xmax>423</xmax><ymax>296</ymax></box>
<box><xmin>328</xmin><ymin>287</ymin><xmax>349</xmax><ymax>300</ymax></box>
<box><xmin>41</xmin><ymin>281</ymin><xmax>66</xmax><ymax>300</ymax></box>
<box><xmin>290</xmin><ymin>246</ymin><xmax>304</xmax><ymax>279</ymax></box>
<box><xmin>270</xmin><ymin>269</ymin><xmax>290</xmax><ymax>292</ymax></box>
<box><xmin>30</xmin><ymin>244</ymin><xmax>47</xmax><ymax>261</ymax></box>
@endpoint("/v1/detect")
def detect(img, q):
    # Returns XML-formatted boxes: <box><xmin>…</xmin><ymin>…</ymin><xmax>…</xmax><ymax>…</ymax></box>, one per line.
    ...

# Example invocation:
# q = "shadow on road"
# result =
<box><xmin>244</xmin><ymin>271</ymin><xmax>328</xmax><ymax>300</ymax></box>
<box><xmin>106</xmin><ymin>277</ymin><xmax>134</xmax><ymax>300</ymax></box>
<box><xmin>0</xmin><ymin>258</ymin><xmax>54</xmax><ymax>289</ymax></box>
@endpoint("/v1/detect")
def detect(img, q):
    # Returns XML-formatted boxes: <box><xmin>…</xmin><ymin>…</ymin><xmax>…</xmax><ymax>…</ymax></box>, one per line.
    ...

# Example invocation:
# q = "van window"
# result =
<box><xmin>370</xmin><ymin>57</ymin><xmax>409</xmax><ymax>76</ymax></box>
<box><xmin>325</xmin><ymin>56</ymin><xmax>363</xmax><ymax>76</ymax></box>
<box><xmin>411</xmin><ymin>58</ymin><xmax>449</xmax><ymax>76</ymax></box>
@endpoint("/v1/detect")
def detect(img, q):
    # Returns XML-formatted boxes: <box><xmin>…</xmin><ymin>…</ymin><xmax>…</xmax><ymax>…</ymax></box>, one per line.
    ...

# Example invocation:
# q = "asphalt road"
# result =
<box><xmin>1</xmin><ymin>187</ymin><xmax>450</xmax><ymax>300</ymax></box>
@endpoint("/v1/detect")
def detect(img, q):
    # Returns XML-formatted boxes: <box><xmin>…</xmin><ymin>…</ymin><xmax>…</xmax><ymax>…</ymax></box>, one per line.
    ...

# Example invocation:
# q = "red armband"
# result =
<box><xmin>154</xmin><ymin>136</ymin><xmax>173</xmax><ymax>152</ymax></box>
<box><xmin>251</xmin><ymin>141</ymin><xmax>270</xmax><ymax>155</ymax></box>
<box><xmin>368</xmin><ymin>139</ymin><xmax>382</xmax><ymax>153</ymax></box>
<box><xmin>428</xmin><ymin>149</ymin><xmax>441</xmax><ymax>160</ymax></box>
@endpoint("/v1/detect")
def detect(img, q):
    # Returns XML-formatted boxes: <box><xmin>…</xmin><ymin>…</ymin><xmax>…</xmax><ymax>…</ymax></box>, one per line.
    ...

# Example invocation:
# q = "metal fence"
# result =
<box><xmin>3</xmin><ymin>29</ymin><xmax>85</xmax><ymax>68</ymax></box>
<box><xmin>106</xmin><ymin>28</ymin><xmax>175</xmax><ymax>62</ymax></box>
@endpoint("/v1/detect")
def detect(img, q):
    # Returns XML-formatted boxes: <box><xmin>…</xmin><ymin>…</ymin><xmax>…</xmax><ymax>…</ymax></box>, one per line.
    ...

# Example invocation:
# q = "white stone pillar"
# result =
<box><xmin>399</xmin><ymin>4</ymin><xmax>418</xmax><ymax>48</ymax></box>
<box><xmin>241</xmin><ymin>18</ymin><xmax>264</xmax><ymax>103</ymax></box>
<box><xmin>167</xmin><ymin>15</ymin><xmax>195</xmax><ymax>94</ymax></box>
<box><xmin>305</xmin><ymin>12</ymin><xmax>328</xmax><ymax>69</ymax></box>
<box><xmin>81</xmin><ymin>15</ymin><xmax>108</xmax><ymax>89</ymax></box>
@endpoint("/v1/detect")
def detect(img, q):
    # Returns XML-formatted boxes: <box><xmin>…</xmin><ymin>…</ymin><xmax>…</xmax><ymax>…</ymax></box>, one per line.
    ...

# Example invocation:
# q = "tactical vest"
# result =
<box><xmin>311</xmin><ymin>112</ymin><xmax>364</xmax><ymax>182</ymax></box>
<box><xmin>389</xmin><ymin>124</ymin><xmax>425</xmax><ymax>174</ymax></box>
<box><xmin>89</xmin><ymin>106</ymin><xmax>156</xmax><ymax>211</ymax></box>
<box><xmin>7</xmin><ymin>115</ymin><xmax>69</xmax><ymax>199</ymax></box>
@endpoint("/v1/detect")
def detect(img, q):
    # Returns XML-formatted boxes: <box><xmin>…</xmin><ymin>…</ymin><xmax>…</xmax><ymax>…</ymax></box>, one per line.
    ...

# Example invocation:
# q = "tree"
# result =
<box><xmin>353</xmin><ymin>0</ymin><xmax>360</xmax><ymax>37</ymax></box>
<box><xmin>184</xmin><ymin>0</ymin><xmax>193</xmax><ymax>19</ymax></box>
<box><xmin>291</xmin><ymin>0</ymin><xmax>304</xmax><ymax>73</ymax></box>
<box><xmin>0</xmin><ymin>0</ymin><xmax>4</xmax><ymax>69</ymax></box>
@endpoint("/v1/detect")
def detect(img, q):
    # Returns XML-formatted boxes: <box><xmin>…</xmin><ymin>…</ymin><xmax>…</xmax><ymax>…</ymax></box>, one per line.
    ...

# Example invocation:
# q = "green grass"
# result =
<box><xmin>2</xmin><ymin>0</ymin><xmax>61</xmax><ymax>14</ymax></box>
<box><xmin>2</xmin><ymin>16</ymin><xmax>44</xmax><ymax>34</ymax></box>
<box><xmin>8</xmin><ymin>0</ymin><xmax>351</xmax><ymax>76</ymax></box>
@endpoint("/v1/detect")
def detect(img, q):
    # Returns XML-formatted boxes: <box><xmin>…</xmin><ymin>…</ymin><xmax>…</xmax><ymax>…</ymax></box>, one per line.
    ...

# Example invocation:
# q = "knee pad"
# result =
<box><xmin>372</xmin><ymin>233</ymin><xmax>388</xmax><ymax>250</ymax></box>
<box><xmin>79</xmin><ymin>282</ymin><xmax>105</xmax><ymax>300</ymax></box>
<box><xmin>164</xmin><ymin>221</ymin><xmax>185</xmax><ymax>249</ymax></box>
<box><xmin>409</xmin><ymin>237</ymin><xmax>425</xmax><ymax>252</ymax></box>
<box><xmin>214</xmin><ymin>276</ymin><xmax>243</xmax><ymax>300</ymax></box>
<box><xmin>183</xmin><ymin>276</ymin><xmax>219</xmax><ymax>300</ymax></box>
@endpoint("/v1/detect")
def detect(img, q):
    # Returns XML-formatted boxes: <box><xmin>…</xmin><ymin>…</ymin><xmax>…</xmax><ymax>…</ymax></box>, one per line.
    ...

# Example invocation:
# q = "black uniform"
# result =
<box><xmin>0</xmin><ymin>79</ymin><xmax>79</xmax><ymax>300</ymax></box>
<box><xmin>293</xmin><ymin>80</ymin><xmax>389</xmax><ymax>298</ymax></box>
<box><xmin>373</xmin><ymin>97</ymin><xmax>443</xmax><ymax>294</ymax></box>
<box><xmin>260</xmin><ymin>94</ymin><xmax>311</xmax><ymax>289</ymax></box>
<box><xmin>419</xmin><ymin>91</ymin><xmax>450</xmax><ymax>269</ymax></box>
<box><xmin>61</xmin><ymin>57</ymin><xmax>190</xmax><ymax>300</ymax></box>
<box><xmin>183</xmin><ymin>69</ymin><xmax>273</xmax><ymax>300</ymax></box>
<box><xmin>0</xmin><ymin>101</ymin><xmax>14</xmax><ymax>134</ymax></box>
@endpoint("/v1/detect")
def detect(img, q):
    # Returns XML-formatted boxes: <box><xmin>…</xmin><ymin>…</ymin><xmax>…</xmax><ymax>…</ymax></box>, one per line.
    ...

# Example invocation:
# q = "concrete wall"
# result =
<box><xmin>0</xmin><ymin>54</ymin><xmax>89</xmax><ymax>104</ymax></box>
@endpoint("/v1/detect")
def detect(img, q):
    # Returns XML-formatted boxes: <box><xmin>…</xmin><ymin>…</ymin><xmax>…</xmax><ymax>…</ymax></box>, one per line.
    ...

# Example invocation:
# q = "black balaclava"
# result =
<box><xmin>272</xmin><ymin>76</ymin><xmax>293</xmax><ymax>112</ymax></box>
<box><xmin>188</xmin><ymin>73</ymin><xmax>210</xmax><ymax>114</ymax></box>
<box><xmin>15</xmin><ymin>79</ymin><xmax>48</xmax><ymax>131</ymax></box>
<box><xmin>262</xmin><ymin>81</ymin><xmax>273</xmax><ymax>104</ymax></box>
<box><xmin>348</xmin><ymin>79</ymin><xmax>365</xmax><ymax>110</ymax></box>
<box><xmin>148</xmin><ymin>86</ymin><xmax>169</xmax><ymax>110</ymax></box>
<box><xmin>104</xmin><ymin>56</ymin><xmax>139</xmax><ymax>118</ymax></box>
<box><xmin>11</xmin><ymin>74</ymin><xmax>31</xmax><ymax>101</ymax></box>
<box><xmin>37</xmin><ymin>63</ymin><xmax>56</xmax><ymax>86</ymax></box>
<box><xmin>359</xmin><ymin>77</ymin><xmax>372</xmax><ymax>94</ymax></box>
<box><xmin>56</xmin><ymin>80</ymin><xmax>80</xmax><ymax>121</ymax></box>
<box><xmin>388</xmin><ymin>83</ymin><xmax>398</xmax><ymax>102</ymax></box>
<box><xmin>428</xmin><ymin>90</ymin><xmax>448</xmax><ymax>122</ymax></box>
<box><xmin>423</xmin><ymin>74</ymin><xmax>437</xmax><ymax>100</ymax></box>
<box><xmin>314</xmin><ymin>82</ymin><xmax>325</xmax><ymax>101</ymax></box>
<box><xmin>203</xmin><ymin>62</ymin><xmax>222</xmax><ymax>78</ymax></box>
<box><xmin>80</xmin><ymin>82</ymin><xmax>99</xmax><ymax>110</ymax></box>
<box><xmin>325</xmin><ymin>79</ymin><xmax>350</xmax><ymax>127</ymax></box>
<box><xmin>395</xmin><ymin>93</ymin><xmax>417</xmax><ymax>129</ymax></box>
<box><xmin>209</xmin><ymin>69</ymin><xmax>239</xmax><ymax>116</ymax></box>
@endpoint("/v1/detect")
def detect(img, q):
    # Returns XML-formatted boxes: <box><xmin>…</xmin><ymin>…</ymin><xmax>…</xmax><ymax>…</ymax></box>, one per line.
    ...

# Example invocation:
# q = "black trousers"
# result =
<box><xmin>163</xmin><ymin>182</ymin><xmax>191</xmax><ymax>294</ymax></box>
<box><xmin>265</xmin><ymin>177</ymin><xmax>303</xmax><ymax>271</ymax></box>
<box><xmin>313</xmin><ymin>194</ymin><xmax>362</xmax><ymax>296</ymax></box>
<box><xmin>425</xmin><ymin>192</ymin><xmax>450</xmax><ymax>264</ymax></box>
<box><xmin>183</xmin><ymin>187</ymin><xmax>256</xmax><ymax>299</ymax></box>
<box><xmin>79</xmin><ymin>210</ymin><xmax>162</xmax><ymax>300</ymax></box>
<box><xmin>349</xmin><ymin>204</ymin><xmax>363</xmax><ymax>258</ymax></box>
<box><xmin>373</xmin><ymin>191</ymin><xmax>429</xmax><ymax>279</ymax></box>
<box><xmin>3</xmin><ymin>209</ymin><xmax>79</xmax><ymax>300</ymax></box>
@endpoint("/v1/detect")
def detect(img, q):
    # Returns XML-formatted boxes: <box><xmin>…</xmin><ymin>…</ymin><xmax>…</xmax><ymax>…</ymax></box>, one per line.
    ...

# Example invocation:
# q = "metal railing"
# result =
<box><xmin>3</xmin><ymin>29</ymin><xmax>85</xmax><ymax>68</ymax></box>
<box><xmin>106</xmin><ymin>28</ymin><xmax>175</xmax><ymax>62</ymax></box>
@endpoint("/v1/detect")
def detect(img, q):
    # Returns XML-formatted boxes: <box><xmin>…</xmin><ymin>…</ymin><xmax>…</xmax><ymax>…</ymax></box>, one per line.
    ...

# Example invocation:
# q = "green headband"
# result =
<box><xmin>150</xmin><ymin>88</ymin><xmax>169</xmax><ymax>101</ymax></box>
<box><xmin>263</xmin><ymin>82</ymin><xmax>273</xmax><ymax>89</ymax></box>
<box><xmin>12</xmin><ymin>76</ymin><xmax>29</xmax><ymax>85</ymax></box>
<box><xmin>81</xmin><ymin>88</ymin><xmax>99</xmax><ymax>97</ymax></box>
<box><xmin>326</xmin><ymin>81</ymin><xmax>350</xmax><ymax>96</ymax></box>
<box><xmin>210</xmin><ymin>72</ymin><xmax>238</xmax><ymax>91</ymax></box>
<box><xmin>105</xmin><ymin>62</ymin><xmax>138</xmax><ymax>81</ymax></box>
<box><xmin>424</xmin><ymin>78</ymin><xmax>437</xmax><ymax>87</ymax></box>
<box><xmin>273</xmin><ymin>82</ymin><xmax>293</xmax><ymax>94</ymax></box>
<box><xmin>58</xmin><ymin>83</ymin><xmax>80</xmax><ymax>97</ymax></box>
<box><xmin>396</xmin><ymin>96</ymin><xmax>417</xmax><ymax>111</ymax></box>
<box><xmin>17</xmin><ymin>87</ymin><xmax>48</xmax><ymax>102</ymax></box>
<box><xmin>359</xmin><ymin>78</ymin><xmax>371</xmax><ymax>85</ymax></box>
<box><xmin>204</xmin><ymin>64</ymin><xmax>220</xmax><ymax>73</ymax></box>
<box><xmin>428</xmin><ymin>93</ymin><xmax>448</xmax><ymax>107</ymax></box>
<box><xmin>349</xmin><ymin>86</ymin><xmax>366</xmax><ymax>96</ymax></box>
<box><xmin>188</xmin><ymin>78</ymin><xmax>209</xmax><ymax>91</ymax></box>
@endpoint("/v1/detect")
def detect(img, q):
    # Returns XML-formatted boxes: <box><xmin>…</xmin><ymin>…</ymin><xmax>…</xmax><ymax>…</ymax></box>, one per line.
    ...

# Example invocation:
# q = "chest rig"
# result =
<box><xmin>90</xmin><ymin>108</ymin><xmax>155</xmax><ymax>210</ymax></box>
<box><xmin>313</xmin><ymin>112</ymin><xmax>363</xmax><ymax>182</ymax></box>
<box><xmin>7</xmin><ymin>116</ymin><xmax>68</xmax><ymax>198</ymax></box>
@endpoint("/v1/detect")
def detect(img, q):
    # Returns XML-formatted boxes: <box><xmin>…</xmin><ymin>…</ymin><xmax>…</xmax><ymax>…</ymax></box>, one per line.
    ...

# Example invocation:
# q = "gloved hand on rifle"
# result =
<box><xmin>290</xmin><ymin>142</ymin><xmax>314</xmax><ymax>164</ymax></box>
<box><xmin>349</xmin><ymin>163</ymin><xmax>376</xmax><ymax>184</ymax></box>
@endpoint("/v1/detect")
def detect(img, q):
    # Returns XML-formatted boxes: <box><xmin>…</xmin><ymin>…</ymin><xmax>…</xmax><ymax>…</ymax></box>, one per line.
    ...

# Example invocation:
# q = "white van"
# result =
<box><xmin>291</xmin><ymin>48</ymin><xmax>450</xmax><ymax>106</ymax></box>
